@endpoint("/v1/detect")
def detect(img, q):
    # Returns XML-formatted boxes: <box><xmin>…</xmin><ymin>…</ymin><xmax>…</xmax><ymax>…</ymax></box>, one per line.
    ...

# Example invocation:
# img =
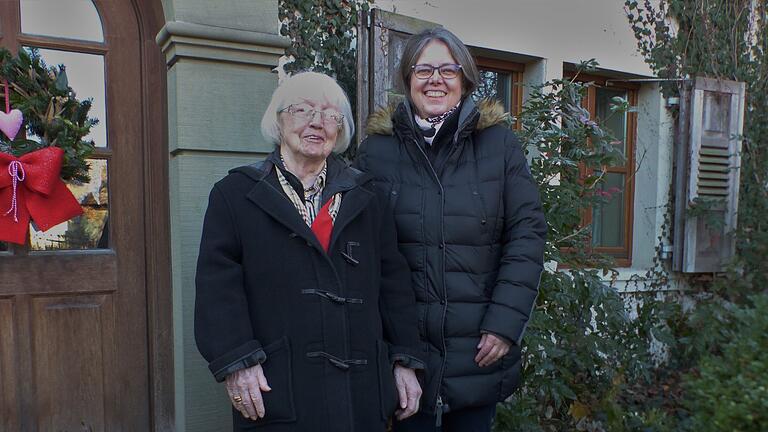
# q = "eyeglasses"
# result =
<box><xmin>280</xmin><ymin>104</ymin><xmax>344</xmax><ymax>127</ymax></box>
<box><xmin>411</xmin><ymin>63</ymin><xmax>463</xmax><ymax>80</ymax></box>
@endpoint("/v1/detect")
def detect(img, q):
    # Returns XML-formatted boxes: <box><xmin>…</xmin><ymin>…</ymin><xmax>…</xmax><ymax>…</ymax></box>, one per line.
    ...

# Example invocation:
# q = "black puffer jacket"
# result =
<box><xmin>356</xmin><ymin>98</ymin><xmax>546</xmax><ymax>416</ymax></box>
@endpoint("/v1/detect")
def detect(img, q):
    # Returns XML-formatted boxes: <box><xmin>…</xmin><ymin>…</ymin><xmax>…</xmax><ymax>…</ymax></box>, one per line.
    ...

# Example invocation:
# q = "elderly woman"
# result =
<box><xmin>195</xmin><ymin>71</ymin><xmax>424</xmax><ymax>432</ymax></box>
<box><xmin>356</xmin><ymin>28</ymin><xmax>547</xmax><ymax>431</ymax></box>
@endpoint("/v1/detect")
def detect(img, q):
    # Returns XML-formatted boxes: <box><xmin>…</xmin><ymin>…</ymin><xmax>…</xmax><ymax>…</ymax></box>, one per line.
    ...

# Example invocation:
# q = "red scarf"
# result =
<box><xmin>310</xmin><ymin>198</ymin><xmax>334</xmax><ymax>252</ymax></box>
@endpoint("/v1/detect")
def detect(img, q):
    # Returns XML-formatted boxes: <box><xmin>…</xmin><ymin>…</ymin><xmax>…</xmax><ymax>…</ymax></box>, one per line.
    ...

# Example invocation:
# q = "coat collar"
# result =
<box><xmin>231</xmin><ymin>150</ymin><xmax>375</xmax><ymax>254</ymax></box>
<box><xmin>365</xmin><ymin>97</ymin><xmax>512</xmax><ymax>139</ymax></box>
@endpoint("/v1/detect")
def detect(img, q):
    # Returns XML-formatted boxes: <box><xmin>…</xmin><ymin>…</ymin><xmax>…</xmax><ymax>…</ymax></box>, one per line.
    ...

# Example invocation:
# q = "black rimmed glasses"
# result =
<box><xmin>411</xmin><ymin>63</ymin><xmax>463</xmax><ymax>80</ymax></box>
<box><xmin>280</xmin><ymin>104</ymin><xmax>344</xmax><ymax>127</ymax></box>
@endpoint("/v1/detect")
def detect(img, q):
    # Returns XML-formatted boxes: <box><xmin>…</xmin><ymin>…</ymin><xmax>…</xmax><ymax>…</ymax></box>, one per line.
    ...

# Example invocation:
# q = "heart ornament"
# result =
<box><xmin>0</xmin><ymin>109</ymin><xmax>23</xmax><ymax>141</ymax></box>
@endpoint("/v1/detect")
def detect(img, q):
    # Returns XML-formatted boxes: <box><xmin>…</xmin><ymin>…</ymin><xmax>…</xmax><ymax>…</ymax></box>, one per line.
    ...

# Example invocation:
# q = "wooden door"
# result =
<box><xmin>0</xmin><ymin>1</ymin><xmax>153</xmax><ymax>430</ymax></box>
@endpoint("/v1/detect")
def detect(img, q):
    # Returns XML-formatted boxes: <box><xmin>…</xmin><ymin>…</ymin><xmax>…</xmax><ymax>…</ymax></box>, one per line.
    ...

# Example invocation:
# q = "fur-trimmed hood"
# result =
<box><xmin>365</xmin><ymin>98</ymin><xmax>511</xmax><ymax>136</ymax></box>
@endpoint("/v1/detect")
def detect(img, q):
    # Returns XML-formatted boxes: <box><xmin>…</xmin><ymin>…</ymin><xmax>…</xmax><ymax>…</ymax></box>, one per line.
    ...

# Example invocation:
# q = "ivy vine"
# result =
<box><xmin>279</xmin><ymin>0</ymin><xmax>371</xmax><ymax>151</ymax></box>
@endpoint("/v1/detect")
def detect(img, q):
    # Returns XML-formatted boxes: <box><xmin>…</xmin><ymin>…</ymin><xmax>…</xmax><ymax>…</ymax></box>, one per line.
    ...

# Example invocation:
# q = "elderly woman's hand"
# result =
<box><xmin>225</xmin><ymin>364</ymin><xmax>272</xmax><ymax>420</ymax></box>
<box><xmin>393</xmin><ymin>364</ymin><xmax>422</xmax><ymax>420</ymax></box>
<box><xmin>475</xmin><ymin>333</ymin><xmax>511</xmax><ymax>367</ymax></box>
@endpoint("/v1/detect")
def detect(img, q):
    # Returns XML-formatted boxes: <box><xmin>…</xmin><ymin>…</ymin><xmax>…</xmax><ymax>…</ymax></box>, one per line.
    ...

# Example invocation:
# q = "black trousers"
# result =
<box><xmin>393</xmin><ymin>404</ymin><xmax>497</xmax><ymax>432</ymax></box>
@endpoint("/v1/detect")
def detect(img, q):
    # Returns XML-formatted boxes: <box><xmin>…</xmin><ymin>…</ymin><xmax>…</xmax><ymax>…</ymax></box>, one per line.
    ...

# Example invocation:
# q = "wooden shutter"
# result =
<box><xmin>356</xmin><ymin>8</ymin><xmax>439</xmax><ymax>143</ymax></box>
<box><xmin>673</xmin><ymin>77</ymin><xmax>746</xmax><ymax>273</ymax></box>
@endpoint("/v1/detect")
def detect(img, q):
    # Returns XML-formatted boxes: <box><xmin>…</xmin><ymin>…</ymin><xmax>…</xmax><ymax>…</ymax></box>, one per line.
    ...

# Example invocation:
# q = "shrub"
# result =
<box><xmin>682</xmin><ymin>294</ymin><xmax>768</xmax><ymax>432</ymax></box>
<box><xmin>494</xmin><ymin>63</ymin><xmax>671</xmax><ymax>431</ymax></box>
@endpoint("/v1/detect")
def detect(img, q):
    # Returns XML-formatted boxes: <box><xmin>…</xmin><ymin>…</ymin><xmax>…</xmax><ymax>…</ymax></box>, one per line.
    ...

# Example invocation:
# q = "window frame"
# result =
<box><xmin>568</xmin><ymin>72</ymin><xmax>638</xmax><ymax>267</ymax></box>
<box><xmin>474</xmin><ymin>56</ymin><xmax>524</xmax><ymax>128</ymax></box>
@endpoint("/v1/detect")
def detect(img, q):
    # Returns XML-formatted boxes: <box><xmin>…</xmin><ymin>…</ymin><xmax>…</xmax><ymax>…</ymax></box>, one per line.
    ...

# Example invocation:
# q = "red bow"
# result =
<box><xmin>0</xmin><ymin>147</ymin><xmax>83</xmax><ymax>245</ymax></box>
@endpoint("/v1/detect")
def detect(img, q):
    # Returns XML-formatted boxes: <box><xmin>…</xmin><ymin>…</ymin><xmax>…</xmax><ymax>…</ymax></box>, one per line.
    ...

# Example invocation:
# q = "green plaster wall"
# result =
<box><xmin>168</xmin><ymin>60</ymin><xmax>275</xmax><ymax>154</ymax></box>
<box><xmin>161</xmin><ymin>0</ymin><xmax>278</xmax><ymax>35</ymax></box>
<box><xmin>159</xmin><ymin>0</ymin><xmax>285</xmax><ymax>429</ymax></box>
<box><xmin>170</xmin><ymin>153</ymin><xmax>264</xmax><ymax>432</ymax></box>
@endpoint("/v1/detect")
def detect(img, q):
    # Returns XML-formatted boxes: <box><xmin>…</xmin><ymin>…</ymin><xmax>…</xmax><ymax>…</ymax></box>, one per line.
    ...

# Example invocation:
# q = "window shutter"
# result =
<box><xmin>674</xmin><ymin>77</ymin><xmax>746</xmax><ymax>273</ymax></box>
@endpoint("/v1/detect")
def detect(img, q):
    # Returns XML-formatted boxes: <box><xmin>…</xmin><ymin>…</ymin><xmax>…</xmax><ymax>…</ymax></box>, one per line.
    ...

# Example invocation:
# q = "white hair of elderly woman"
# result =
<box><xmin>261</xmin><ymin>71</ymin><xmax>355</xmax><ymax>153</ymax></box>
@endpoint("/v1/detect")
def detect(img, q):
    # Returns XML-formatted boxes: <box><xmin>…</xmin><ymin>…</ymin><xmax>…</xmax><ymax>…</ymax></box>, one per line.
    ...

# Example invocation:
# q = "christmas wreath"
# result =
<box><xmin>0</xmin><ymin>48</ymin><xmax>98</xmax><ymax>244</ymax></box>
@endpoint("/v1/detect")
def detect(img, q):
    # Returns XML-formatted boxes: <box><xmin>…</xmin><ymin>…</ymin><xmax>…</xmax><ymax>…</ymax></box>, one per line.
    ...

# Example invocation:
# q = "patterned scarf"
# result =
<box><xmin>414</xmin><ymin>102</ymin><xmax>461</xmax><ymax>144</ymax></box>
<box><xmin>275</xmin><ymin>161</ymin><xmax>341</xmax><ymax>251</ymax></box>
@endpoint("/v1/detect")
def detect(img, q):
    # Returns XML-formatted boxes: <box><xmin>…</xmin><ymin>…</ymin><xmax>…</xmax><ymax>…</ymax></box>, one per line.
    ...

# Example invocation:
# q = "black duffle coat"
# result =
<box><xmin>195</xmin><ymin>152</ymin><xmax>424</xmax><ymax>432</ymax></box>
<box><xmin>356</xmin><ymin>98</ymin><xmax>547</xmax><ymax>416</ymax></box>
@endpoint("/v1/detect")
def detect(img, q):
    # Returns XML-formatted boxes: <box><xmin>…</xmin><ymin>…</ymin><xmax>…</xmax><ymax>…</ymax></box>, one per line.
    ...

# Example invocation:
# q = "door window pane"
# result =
<box><xmin>592</xmin><ymin>172</ymin><xmax>625</xmax><ymax>248</ymax></box>
<box><xmin>29</xmin><ymin>159</ymin><xmax>109</xmax><ymax>251</ymax></box>
<box><xmin>23</xmin><ymin>47</ymin><xmax>107</xmax><ymax>148</ymax></box>
<box><xmin>21</xmin><ymin>0</ymin><xmax>104</xmax><ymax>42</ymax></box>
<box><xmin>595</xmin><ymin>87</ymin><xmax>628</xmax><ymax>158</ymax></box>
<box><xmin>472</xmin><ymin>69</ymin><xmax>511</xmax><ymax>110</ymax></box>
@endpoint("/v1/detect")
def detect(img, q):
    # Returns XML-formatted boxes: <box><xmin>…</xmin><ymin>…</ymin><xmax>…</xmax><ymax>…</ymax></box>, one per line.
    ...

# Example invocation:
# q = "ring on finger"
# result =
<box><xmin>232</xmin><ymin>394</ymin><xmax>243</xmax><ymax>403</ymax></box>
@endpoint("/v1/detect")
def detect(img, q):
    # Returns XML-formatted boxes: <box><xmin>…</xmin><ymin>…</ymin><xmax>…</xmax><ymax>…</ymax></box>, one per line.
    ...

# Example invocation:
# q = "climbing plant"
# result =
<box><xmin>626</xmin><ymin>0</ymin><xmax>768</xmax><ymax>298</ymax></box>
<box><xmin>624</xmin><ymin>1</ymin><xmax>768</xmax><ymax>430</ymax></box>
<box><xmin>279</xmin><ymin>0</ymin><xmax>371</xmax><ymax>149</ymax></box>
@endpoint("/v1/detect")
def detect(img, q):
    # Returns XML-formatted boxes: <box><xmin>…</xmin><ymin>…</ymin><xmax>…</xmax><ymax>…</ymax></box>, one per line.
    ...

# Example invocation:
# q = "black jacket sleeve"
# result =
<box><xmin>374</xmin><ymin>184</ymin><xmax>425</xmax><ymax>370</ymax></box>
<box><xmin>194</xmin><ymin>182</ymin><xmax>266</xmax><ymax>382</ymax></box>
<box><xmin>481</xmin><ymin>130</ymin><xmax>547</xmax><ymax>345</ymax></box>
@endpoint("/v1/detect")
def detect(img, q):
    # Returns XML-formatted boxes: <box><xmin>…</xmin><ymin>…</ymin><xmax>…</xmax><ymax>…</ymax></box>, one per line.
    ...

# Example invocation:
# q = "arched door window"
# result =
<box><xmin>2</xmin><ymin>0</ymin><xmax>109</xmax><ymax>251</ymax></box>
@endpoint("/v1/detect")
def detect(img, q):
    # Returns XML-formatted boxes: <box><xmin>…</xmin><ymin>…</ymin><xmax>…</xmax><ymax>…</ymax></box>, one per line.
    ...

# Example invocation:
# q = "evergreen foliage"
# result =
<box><xmin>0</xmin><ymin>47</ymin><xmax>96</xmax><ymax>182</ymax></box>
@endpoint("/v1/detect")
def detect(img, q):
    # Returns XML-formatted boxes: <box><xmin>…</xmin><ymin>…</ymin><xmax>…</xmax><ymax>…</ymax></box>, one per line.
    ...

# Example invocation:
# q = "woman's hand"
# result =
<box><xmin>475</xmin><ymin>333</ymin><xmax>511</xmax><ymax>367</ymax></box>
<box><xmin>393</xmin><ymin>364</ymin><xmax>422</xmax><ymax>420</ymax></box>
<box><xmin>225</xmin><ymin>364</ymin><xmax>272</xmax><ymax>420</ymax></box>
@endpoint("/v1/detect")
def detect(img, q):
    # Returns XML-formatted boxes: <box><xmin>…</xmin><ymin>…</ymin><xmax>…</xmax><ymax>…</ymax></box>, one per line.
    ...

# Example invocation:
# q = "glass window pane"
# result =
<box><xmin>29</xmin><ymin>159</ymin><xmax>109</xmax><ymax>251</ymax></box>
<box><xmin>592</xmin><ymin>172</ymin><xmax>625</xmax><ymax>248</ymax></box>
<box><xmin>21</xmin><ymin>0</ymin><xmax>104</xmax><ymax>42</ymax></box>
<box><xmin>595</xmin><ymin>87</ymin><xmax>628</xmax><ymax>158</ymax></box>
<box><xmin>23</xmin><ymin>47</ymin><xmax>107</xmax><ymax>148</ymax></box>
<box><xmin>0</xmin><ymin>242</ymin><xmax>8</xmax><ymax>252</ymax></box>
<box><xmin>472</xmin><ymin>69</ymin><xmax>511</xmax><ymax>111</ymax></box>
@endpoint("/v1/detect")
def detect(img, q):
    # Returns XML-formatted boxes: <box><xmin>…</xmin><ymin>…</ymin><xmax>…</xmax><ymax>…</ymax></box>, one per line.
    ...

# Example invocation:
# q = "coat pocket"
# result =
<box><xmin>377</xmin><ymin>340</ymin><xmax>399</xmax><ymax>421</ymax></box>
<box><xmin>233</xmin><ymin>336</ymin><xmax>297</xmax><ymax>428</ymax></box>
<box><xmin>470</xmin><ymin>187</ymin><xmax>491</xmax><ymax>239</ymax></box>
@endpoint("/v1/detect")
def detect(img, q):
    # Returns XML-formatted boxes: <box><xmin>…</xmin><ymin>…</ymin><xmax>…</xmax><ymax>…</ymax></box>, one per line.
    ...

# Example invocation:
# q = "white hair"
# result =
<box><xmin>260</xmin><ymin>71</ymin><xmax>354</xmax><ymax>153</ymax></box>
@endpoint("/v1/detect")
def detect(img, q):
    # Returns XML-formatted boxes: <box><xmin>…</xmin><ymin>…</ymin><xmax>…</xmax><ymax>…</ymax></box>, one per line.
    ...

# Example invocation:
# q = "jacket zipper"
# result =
<box><xmin>435</xmin><ymin>395</ymin><xmax>444</xmax><ymax>427</ymax></box>
<box><xmin>411</xmin><ymin>138</ymin><xmax>450</xmax><ymax>422</ymax></box>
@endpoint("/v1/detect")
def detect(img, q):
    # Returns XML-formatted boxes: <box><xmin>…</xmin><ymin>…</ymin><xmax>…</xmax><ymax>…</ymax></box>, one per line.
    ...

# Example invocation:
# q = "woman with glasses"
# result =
<box><xmin>357</xmin><ymin>28</ymin><xmax>546</xmax><ymax>432</ymax></box>
<box><xmin>195</xmin><ymin>71</ymin><xmax>424</xmax><ymax>431</ymax></box>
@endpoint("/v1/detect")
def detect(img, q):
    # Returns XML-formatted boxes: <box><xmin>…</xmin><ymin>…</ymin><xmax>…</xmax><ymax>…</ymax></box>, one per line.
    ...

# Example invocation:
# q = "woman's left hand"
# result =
<box><xmin>475</xmin><ymin>333</ymin><xmax>511</xmax><ymax>367</ymax></box>
<box><xmin>393</xmin><ymin>364</ymin><xmax>422</xmax><ymax>420</ymax></box>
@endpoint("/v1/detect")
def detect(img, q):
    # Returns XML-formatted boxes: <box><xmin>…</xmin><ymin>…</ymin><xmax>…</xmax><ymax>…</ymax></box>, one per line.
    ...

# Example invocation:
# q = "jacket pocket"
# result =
<box><xmin>233</xmin><ymin>336</ymin><xmax>297</xmax><ymax>428</ymax></box>
<box><xmin>377</xmin><ymin>340</ymin><xmax>399</xmax><ymax>421</ymax></box>
<box><xmin>470</xmin><ymin>187</ymin><xmax>491</xmax><ymax>239</ymax></box>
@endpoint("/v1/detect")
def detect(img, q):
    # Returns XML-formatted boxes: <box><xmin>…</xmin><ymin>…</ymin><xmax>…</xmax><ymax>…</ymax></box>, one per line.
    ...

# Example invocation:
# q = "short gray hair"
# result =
<box><xmin>399</xmin><ymin>28</ymin><xmax>480</xmax><ymax>105</ymax></box>
<box><xmin>261</xmin><ymin>71</ymin><xmax>354</xmax><ymax>153</ymax></box>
